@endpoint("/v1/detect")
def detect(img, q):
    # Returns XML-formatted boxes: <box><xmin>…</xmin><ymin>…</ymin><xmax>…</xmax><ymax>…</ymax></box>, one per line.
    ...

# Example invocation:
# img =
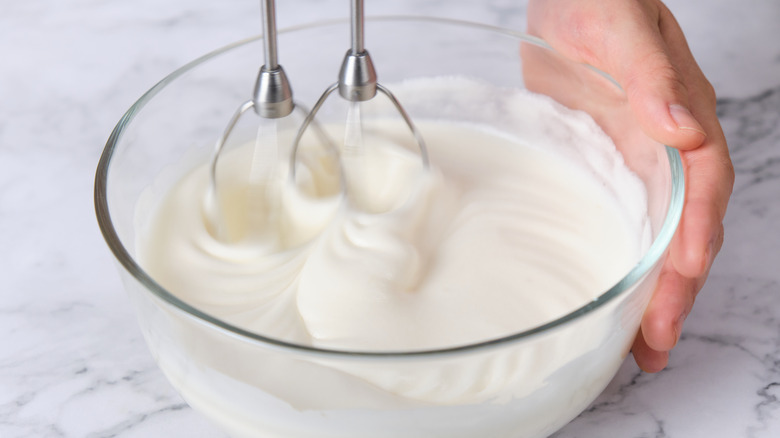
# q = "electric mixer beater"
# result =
<box><xmin>207</xmin><ymin>0</ymin><xmax>430</xmax><ymax>241</ymax></box>
<box><xmin>204</xmin><ymin>0</ymin><xmax>298</xmax><ymax>242</ymax></box>
<box><xmin>290</xmin><ymin>0</ymin><xmax>430</xmax><ymax>180</ymax></box>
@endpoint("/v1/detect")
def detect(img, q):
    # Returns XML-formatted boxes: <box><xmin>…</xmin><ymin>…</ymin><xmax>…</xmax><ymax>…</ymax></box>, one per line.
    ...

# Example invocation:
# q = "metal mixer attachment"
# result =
<box><xmin>209</xmin><ymin>0</ymin><xmax>292</xmax><ymax>186</ymax></box>
<box><xmin>289</xmin><ymin>0</ymin><xmax>430</xmax><ymax>184</ymax></box>
<box><xmin>206</xmin><ymin>0</ymin><xmax>429</xmax><ymax>240</ymax></box>
<box><xmin>205</xmin><ymin>0</ymin><xmax>334</xmax><ymax>241</ymax></box>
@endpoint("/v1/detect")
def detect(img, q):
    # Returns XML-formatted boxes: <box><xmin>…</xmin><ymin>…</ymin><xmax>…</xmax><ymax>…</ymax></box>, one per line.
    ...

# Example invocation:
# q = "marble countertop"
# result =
<box><xmin>2</xmin><ymin>0</ymin><xmax>778</xmax><ymax>437</ymax></box>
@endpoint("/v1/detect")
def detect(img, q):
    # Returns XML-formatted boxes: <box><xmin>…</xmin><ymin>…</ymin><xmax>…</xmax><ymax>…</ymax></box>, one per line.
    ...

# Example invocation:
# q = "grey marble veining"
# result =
<box><xmin>1</xmin><ymin>0</ymin><xmax>778</xmax><ymax>437</ymax></box>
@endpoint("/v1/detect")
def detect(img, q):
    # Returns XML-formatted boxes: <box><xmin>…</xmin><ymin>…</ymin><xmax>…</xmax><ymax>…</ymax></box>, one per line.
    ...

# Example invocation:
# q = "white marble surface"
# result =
<box><xmin>1</xmin><ymin>0</ymin><xmax>779</xmax><ymax>437</ymax></box>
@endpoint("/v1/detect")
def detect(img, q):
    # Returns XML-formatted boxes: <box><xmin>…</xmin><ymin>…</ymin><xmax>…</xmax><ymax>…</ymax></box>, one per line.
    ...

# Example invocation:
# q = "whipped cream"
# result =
<box><xmin>136</xmin><ymin>79</ymin><xmax>650</xmax><ymax>435</ymax></box>
<box><xmin>141</xmin><ymin>120</ymin><xmax>643</xmax><ymax>347</ymax></box>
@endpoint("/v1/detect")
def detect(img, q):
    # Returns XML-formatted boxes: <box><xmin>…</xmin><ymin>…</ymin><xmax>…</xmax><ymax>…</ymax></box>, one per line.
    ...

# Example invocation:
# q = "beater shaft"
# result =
<box><xmin>350</xmin><ymin>0</ymin><xmax>365</xmax><ymax>54</ymax></box>
<box><xmin>261</xmin><ymin>0</ymin><xmax>280</xmax><ymax>69</ymax></box>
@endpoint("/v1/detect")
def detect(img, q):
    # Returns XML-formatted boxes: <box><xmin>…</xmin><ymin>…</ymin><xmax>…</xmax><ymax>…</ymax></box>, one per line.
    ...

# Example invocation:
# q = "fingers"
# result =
<box><xmin>670</xmin><ymin>156</ymin><xmax>733</xmax><ymax>278</ymax></box>
<box><xmin>636</xmin><ymin>143</ymin><xmax>732</xmax><ymax>371</ymax></box>
<box><xmin>663</xmin><ymin>24</ymin><xmax>734</xmax><ymax>279</ymax></box>
<box><xmin>632</xmin><ymin>327</ymin><xmax>669</xmax><ymax>373</ymax></box>
<box><xmin>641</xmin><ymin>261</ymin><xmax>697</xmax><ymax>351</ymax></box>
<box><xmin>634</xmin><ymin>260</ymin><xmax>702</xmax><ymax>373</ymax></box>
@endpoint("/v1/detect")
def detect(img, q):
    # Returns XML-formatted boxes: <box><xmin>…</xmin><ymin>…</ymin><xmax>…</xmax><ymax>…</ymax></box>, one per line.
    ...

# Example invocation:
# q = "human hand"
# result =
<box><xmin>526</xmin><ymin>0</ymin><xmax>734</xmax><ymax>372</ymax></box>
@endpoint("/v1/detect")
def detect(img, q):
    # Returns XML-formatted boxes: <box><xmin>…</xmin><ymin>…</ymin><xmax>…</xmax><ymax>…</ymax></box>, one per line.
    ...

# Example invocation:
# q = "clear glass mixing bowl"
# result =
<box><xmin>95</xmin><ymin>17</ymin><xmax>683</xmax><ymax>438</ymax></box>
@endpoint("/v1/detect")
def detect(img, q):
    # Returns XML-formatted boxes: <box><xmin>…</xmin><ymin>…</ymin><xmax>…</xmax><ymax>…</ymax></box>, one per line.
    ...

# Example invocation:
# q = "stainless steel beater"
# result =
<box><xmin>205</xmin><ymin>0</ymin><xmax>313</xmax><ymax>239</ymax></box>
<box><xmin>289</xmin><ymin>0</ymin><xmax>430</xmax><ymax>180</ymax></box>
<box><xmin>209</xmin><ymin>0</ymin><xmax>293</xmax><ymax>176</ymax></box>
<box><xmin>207</xmin><ymin>0</ymin><xmax>429</xmax><ymax>239</ymax></box>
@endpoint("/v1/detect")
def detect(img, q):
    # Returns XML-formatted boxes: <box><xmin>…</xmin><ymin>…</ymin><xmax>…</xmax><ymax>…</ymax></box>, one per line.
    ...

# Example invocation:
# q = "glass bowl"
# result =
<box><xmin>95</xmin><ymin>16</ymin><xmax>683</xmax><ymax>438</ymax></box>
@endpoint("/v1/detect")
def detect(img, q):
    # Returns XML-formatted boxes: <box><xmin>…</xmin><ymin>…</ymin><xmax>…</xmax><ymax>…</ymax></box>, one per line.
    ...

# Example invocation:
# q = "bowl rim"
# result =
<box><xmin>94</xmin><ymin>15</ymin><xmax>685</xmax><ymax>361</ymax></box>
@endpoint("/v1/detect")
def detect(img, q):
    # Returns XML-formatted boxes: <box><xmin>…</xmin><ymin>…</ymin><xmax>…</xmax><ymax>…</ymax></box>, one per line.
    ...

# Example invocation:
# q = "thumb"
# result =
<box><xmin>528</xmin><ymin>0</ymin><xmax>707</xmax><ymax>150</ymax></box>
<box><xmin>618</xmin><ymin>47</ymin><xmax>707</xmax><ymax>150</ymax></box>
<box><xmin>593</xmin><ymin>5</ymin><xmax>707</xmax><ymax>151</ymax></box>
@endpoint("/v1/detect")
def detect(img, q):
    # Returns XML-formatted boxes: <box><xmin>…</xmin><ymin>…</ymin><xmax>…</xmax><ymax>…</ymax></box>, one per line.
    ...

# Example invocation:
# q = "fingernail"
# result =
<box><xmin>669</xmin><ymin>104</ymin><xmax>707</xmax><ymax>137</ymax></box>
